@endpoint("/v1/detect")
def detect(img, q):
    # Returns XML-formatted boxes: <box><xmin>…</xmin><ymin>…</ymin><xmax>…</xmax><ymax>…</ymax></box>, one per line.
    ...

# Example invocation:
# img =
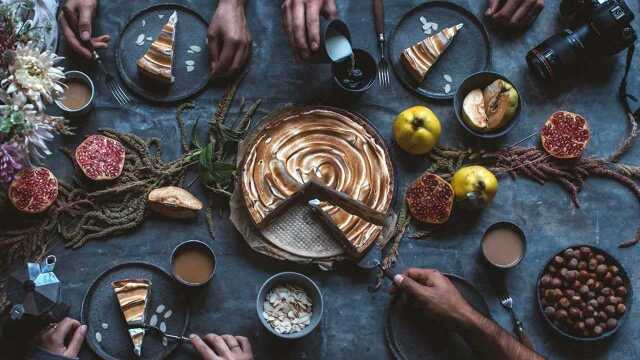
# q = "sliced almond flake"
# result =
<box><xmin>187</xmin><ymin>65</ymin><xmax>195</xmax><ymax>72</ymax></box>
<box><xmin>136</xmin><ymin>34</ymin><xmax>145</xmax><ymax>45</ymax></box>
<box><xmin>185</xmin><ymin>60</ymin><xmax>195</xmax><ymax>66</ymax></box>
<box><xmin>101</xmin><ymin>323</ymin><xmax>109</xmax><ymax>329</ymax></box>
<box><xmin>162</xmin><ymin>337</ymin><xmax>168</xmax><ymax>346</ymax></box>
<box><xmin>158</xmin><ymin>14</ymin><xmax>165</xmax><ymax>19</ymax></box>
<box><xmin>164</xmin><ymin>310</ymin><xmax>173</xmax><ymax>318</ymax></box>
<box><xmin>419</xmin><ymin>16</ymin><xmax>427</xmax><ymax>25</ymax></box>
<box><xmin>443</xmin><ymin>74</ymin><xmax>452</xmax><ymax>83</ymax></box>
<box><xmin>141</xmin><ymin>20</ymin><xmax>146</xmax><ymax>27</ymax></box>
<box><xmin>188</xmin><ymin>50</ymin><xmax>194</xmax><ymax>54</ymax></box>
<box><xmin>444</xmin><ymin>84</ymin><xmax>452</xmax><ymax>93</ymax></box>
<box><xmin>189</xmin><ymin>45</ymin><xmax>202</xmax><ymax>53</ymax></box>
<box><xmin>159</xmin><ymin>322</ymin><xmax>167</xmax><ymax>333</ymax></box>
<box><xmin>156</xmin><ymin>305</ymin><xmax>165</xmax><ymax>313</ymax></box>
<box><xmin>146</xmin><ymin>37</ymin><xmax>152</xmax><ymax>41</ymax></box>
<box><xmin>96</xmin><ymin>332</ymin><xmax>102</xmax><ymax>343</ymax></box>
<box><xmin>150</xmin><ymin>314</ymin><xmax>158</xmax><ymax>327</ymax></box>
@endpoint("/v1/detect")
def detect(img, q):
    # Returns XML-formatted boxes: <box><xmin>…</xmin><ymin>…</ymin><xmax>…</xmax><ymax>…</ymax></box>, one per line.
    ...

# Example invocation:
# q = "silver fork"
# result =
<box><xmin>91</xmin><ymin>50</ymin><xmax>131</xmax><ymax>105</ymax></box>
<box><xmin>373</xmin><ymin>0</ymin><xmax>390</xmax><ymax>87</ymax></box>
<box><xmin>498</xmin><ymin>292</ymin><xmax>535</xmax><ymax>350</ymax></box>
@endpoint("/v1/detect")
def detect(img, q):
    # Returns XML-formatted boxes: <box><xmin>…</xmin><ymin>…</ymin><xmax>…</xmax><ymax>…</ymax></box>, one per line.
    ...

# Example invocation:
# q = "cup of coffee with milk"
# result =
<box><xmin>55</xmin><ymin>70</ymin><xmax>95</xmax><ymax>116</ymax></box>
<box><xmin>481</xmin><ymin>222</ymin><xmax>527</xmax><ymax>270</ymax></box>
<box><xmin>170</xmin><ymin>240</ymin><xmax>216</xmax><ymax>287</ymax></box>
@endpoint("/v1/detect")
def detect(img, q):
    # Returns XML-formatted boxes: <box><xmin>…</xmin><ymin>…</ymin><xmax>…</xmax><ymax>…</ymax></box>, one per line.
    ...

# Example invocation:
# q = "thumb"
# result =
<box><xmin>393</xmin><ymin>274</ymin><xmax>425</xmax><ymax>296</ymax></box>
<box><xmin>78</xmin><ymin>7</ymin><xmax>93</xmax><ymax>41</ymax></box>
<box><xmin>64</xmin><ymin>324</ymin><xmax>87</xmax><ymax>358</ymax></box>
<box><xmin>485</xmin><ymin>0</ymin><xmax>501</xmax><ymax>16</ymax></box>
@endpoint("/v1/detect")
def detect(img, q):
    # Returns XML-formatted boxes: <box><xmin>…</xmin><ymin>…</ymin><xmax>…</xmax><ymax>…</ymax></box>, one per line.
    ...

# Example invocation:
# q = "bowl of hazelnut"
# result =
<box><xmin>537</xmin><ymin>245</ymin><xmax>632</xmax><ymax>341</ymax></box>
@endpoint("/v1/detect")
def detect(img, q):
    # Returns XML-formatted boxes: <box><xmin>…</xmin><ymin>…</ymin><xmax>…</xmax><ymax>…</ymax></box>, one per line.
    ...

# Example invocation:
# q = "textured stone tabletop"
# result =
<box><xmin>4</xmin><ymin>0</ymin><xmax>640</xmax><ymax>359</ymax></box>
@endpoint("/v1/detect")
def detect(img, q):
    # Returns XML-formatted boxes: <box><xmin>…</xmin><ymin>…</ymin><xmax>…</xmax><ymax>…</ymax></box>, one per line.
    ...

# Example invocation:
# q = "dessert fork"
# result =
<box><xmin>373</xmin><ymin>0</ymin><xmax>390</xmax><ymax>87</ymax></box>
<box><xmin>92</xmin><ymin>50</ymin><xmax>131</xmax><ymax>105</ymax></box>
<box><xmin>498</xmin><ymin>292</ymin><xmax>535</xmax><ymax>350</ymax></box>
<box><xmin>139</xmin><ymin>323</ymin><xmax>192</xmax><ymax>343</ymax></box>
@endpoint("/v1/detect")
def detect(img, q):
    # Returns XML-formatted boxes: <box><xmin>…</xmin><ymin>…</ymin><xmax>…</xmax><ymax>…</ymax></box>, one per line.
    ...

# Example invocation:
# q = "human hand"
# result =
<box><xmin>38</xmin><ymin>317</ymin><xmax>87</xmax><ymax>359</ymax></box>
<box><xmin>281</xmin><ymin>0</ymin><xmax>338</xmax><ymax>61</ymax></box>
<box><xmin>391</xmin><ymin>268</ymin><xmax>476</xmax><ymax>328</ymax></box>
<box><xmin>208</xmin><ymin>0</ymin><xmax>252</xmax><ymax>78</ymax></box>
<box><xmin>59</xmin><ymin>0</ymin><xmax>110</xmax><ymax>59</ymax></box>
<box><xmin>190</xmin><ymin>334</ymin><xmax>253</xmax><ymax>360</ymax></box>
<box><xmin>485</xmin><ymin>0</ymin><xmax>545</xmax><ymax>30</ymax></box>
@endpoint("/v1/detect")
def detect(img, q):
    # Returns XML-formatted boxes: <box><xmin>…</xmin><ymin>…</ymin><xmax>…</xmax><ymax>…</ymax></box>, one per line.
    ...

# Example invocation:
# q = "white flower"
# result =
<box><xmin>1</xmin><ymin>41</ymin><xmax>65</xmax><ymax>110</ymax></box>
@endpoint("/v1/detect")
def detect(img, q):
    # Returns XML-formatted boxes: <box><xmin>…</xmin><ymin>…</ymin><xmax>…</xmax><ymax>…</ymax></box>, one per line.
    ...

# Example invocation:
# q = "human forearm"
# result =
<box><xmin>458</xmin><ymin>309</ymin><xmax>544</xmax><ymax>360</ymax></box>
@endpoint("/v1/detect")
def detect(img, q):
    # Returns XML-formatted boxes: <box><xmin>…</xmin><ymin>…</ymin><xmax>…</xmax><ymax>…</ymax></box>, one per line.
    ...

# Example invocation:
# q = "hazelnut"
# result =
<box><xmin>593</xmin><ymin>325</ymin><xmax>603</xmax><ymax>336</ymax></box>
<box><xmin>571</xmin><ymin>281</ymin><xmax>582</xmax><ymax>291</ymax></box>
<box><xmin>545</xmin><ymin>289</ymin><xmax>556</xmax><ymax>301</ymax></box>
<box><xmin>578</xmin><ymin>261</ymin><xmax>588</xmax><ymax>271</ymax></box>
<box><xmin>554</xmin><ymin>288</ymin><xmax>563</xmax><ymax>298</ymax></box>
<box><xmin>604</xmin><ymin>305</ymin><xmax>616</xmax><ymax>316</ymax></box>
<box><xmin>597</xmin><ymin>311</ymin><xmax>608</xmax><ymax>322</ymax></box>
<box><xmin>578</xmin><ymin>271</ymin><xmax>590</xmax><ymax>282</ymax></box>
<box><xmin>564</xmin><ymin>289</ymin><xmax>576</xmax><ymax>298</ymax></box>
<box><xmin>616</xmin><ymin>286</ymin><xmax>628</xmax><ymax>297</ymax></box>
<box><xmin>559</xmin><ymin>297</ymin><xmax>571</xmax><ymax>309</ymax></box>
<box><xmin>608</xmin><ymin>296</ymin><xmax>620</xmax><ymax>306</ymax></box>
<box><xmin>596</xmin><ymin>264</ymin><xmax>608</xmax><ymax>276</ymax></box>
<box><xmin>567</xmin><ymin>270</ymin><xmax>578</xmax><ymax>282</ymax></box>
<box><xmin>548</xmin><ymin>265</ymin><xmax>557</xmax><ymax>273</ymax></box>
<box><xmin>586</xmin><ymin>291</ymin><xmax>596</xmax><ymax>301</ymax></box>
<box><xmin>580</xmin><ymin>247</ymin><xmax>592</xmax><ymax>256</ymax></box>
<box><xmin>573</xmin><ymin>249</ymin><xmax>582</xmax><ymax>260</ymax></box>
<box><xmin>612</xmin><ymin>276</ymin><xmax>623</xmax><ymax>287</ymax></box>
<box><xmin>606</xmin><ymin>318</ymin><xmax>618</xmax><ymax>329</ymax></box>
<box><xmin>584</xmin><ymin>306</ymin><xmax>596</xmax><ymax>318</ymax></box>
<box><xmin>609</xmin><ymin>265</ymin><xmax>619</xmax><ymax>275</ymax></box>
<box><xmin>559</xmin><ymin>268</ymin><xmax>569</xmax><ymax>278</ymax></box>
<box><xmin>588</xmin><ymin>259</ymin><xmax>599</xmax><ymax>271</ymax></box>
<box><xmin>578</xmin><ymin>285</ymin><xmax>590</xmax><ymax>295</ymax></box>
<box><xmin>571</xmin><ymin>295</ymin><xmax>583</xmax><ymax>305</ymax></box>
<box><xmin>574</xmin><ymin>321</ymin><xmax>586</xmax><ymax>332</ymax></box>
<box><xmin>540</xmin><ymin>275</ymin><xmax>552</xmax><ymax>287</ymax></box>
<box><xmin>555</xmin><ymin>309</ymin><xmax>568</xmax><ymax>320</ymax></box>
<box><xmin>568</xmin><ymin>307</ymin><xmax>582</xmax><ymax>320</ymax></box>
<box><xmin>585</xmin><ymin>278</ymin><xmax>596</xmax><ymax>289</ymax></box>
<box><xmin>595</xmin><ymin>254</ymin><xmax>606</xmax><ymax>264</ymax></box>
<box><xmin>616</xmin><ymin>304</ymin><xmax>626</xmax><ymax>315</ymax></box>
<box><xmin>603</xmin><ymin>272</ymin><xmax>613</xmax><ymax>284</ymax></box>
<box><xmin>593</xmin><ymin>281</ymin><xmax>603</xmax><ymax>291</ymax></box>
<box><xmin>601</xmin><ymin>287</ymin><xmax>613</xmax><ymax>296</ymax></box>
<box><xmin>551</xmin><ymin>278</ymin><xmax>563</xmax><ymax>288</ymax></box>
<box><xmin>568</xmin><ymin>258</ymin><xmax>579</xmax><ymax>269</ymax></box>
<box><xmin>544</xmin><ymin>306</ymin><xmax>556</xmax><ymax>317</ymax></box>
<box><xmin>554</xmin><ymin>256</ymin><xmax>565</xmax><ymax>265</ymax></box>
<box><xmin>563</xmin><ymin>248</ymin><xmax>574</xmax><ymax>258</ymax></box>
<box><xmin>597</xmin><ymin>296</ymin><xmax>606</xmax><ymax>306</ymax></box>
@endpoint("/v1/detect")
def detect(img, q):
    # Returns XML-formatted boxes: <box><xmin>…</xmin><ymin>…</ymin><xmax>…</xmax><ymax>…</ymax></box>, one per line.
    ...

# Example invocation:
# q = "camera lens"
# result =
<box><xmin>526</xmin><ymin>29</ymin><xmax>588</xmax><ymax>81</ymax></box>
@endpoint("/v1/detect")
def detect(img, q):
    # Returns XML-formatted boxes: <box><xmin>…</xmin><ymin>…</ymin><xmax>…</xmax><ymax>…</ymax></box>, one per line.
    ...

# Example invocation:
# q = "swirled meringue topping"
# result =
<box><xmin>241</xmin><ymin>108</ymin><xmax>393</xmax><ymax>253</ymax></box>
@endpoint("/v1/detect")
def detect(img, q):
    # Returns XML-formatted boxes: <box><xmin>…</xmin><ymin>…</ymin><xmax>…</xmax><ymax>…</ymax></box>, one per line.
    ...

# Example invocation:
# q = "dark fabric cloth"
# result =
<box><xmin>27</xmin><ymin>347</ymin><xmax>77</xmax><ymax>360</ymax></box>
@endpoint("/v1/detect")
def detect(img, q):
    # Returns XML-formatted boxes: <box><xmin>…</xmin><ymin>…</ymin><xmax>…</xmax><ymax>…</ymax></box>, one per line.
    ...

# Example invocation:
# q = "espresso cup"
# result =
<box><xmin>170</xmin><ymin>240</ymin><xmax>216</xmax><ymax>287</ymax></box>
<box><xmin>54</xmin><ymin>70</ymin><xmax>95</xmax><ymax>117</ymax></box>
<box><xmin>481</xmin><ymin>222</ymin><xmax>527</xmax><ymax>270</ymax></box>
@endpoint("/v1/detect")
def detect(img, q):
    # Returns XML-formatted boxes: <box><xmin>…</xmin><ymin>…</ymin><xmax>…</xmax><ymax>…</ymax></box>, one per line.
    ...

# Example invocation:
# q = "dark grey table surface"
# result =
<box><xmin>4</xmin><ymin>0</ymin><xmax>640</xmax><ymax>359</ymax></box>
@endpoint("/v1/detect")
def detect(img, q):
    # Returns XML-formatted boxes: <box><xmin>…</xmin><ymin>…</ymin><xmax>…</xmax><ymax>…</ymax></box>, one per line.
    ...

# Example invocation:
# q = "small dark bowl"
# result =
<box><xmin>453</xmin><ymin>71</ymin><xmax>522</xmax><ymax>139</ymax></box>
<box><xmin>170</xmin><ymin>240</ymin><xmax>216</xmax><ymax>287</ymax></box>
<box><xmin>481</xmin><ymin>221</ymin><xmax>527</xmax><ymax>270</ymax></box>
<box><xmin>256</xmin><ymin>272</ymin><xmax>323</xmax><ymax>340</ymax></box>
<box><xmin>536</xmin><ymin>245</ymin><xmax>633</xmax><ymax>342</ymax></box>
<box><xmin>331</xmin><ymin>48</ymin><xmax>376</xmax><ymax>95</ymax></box>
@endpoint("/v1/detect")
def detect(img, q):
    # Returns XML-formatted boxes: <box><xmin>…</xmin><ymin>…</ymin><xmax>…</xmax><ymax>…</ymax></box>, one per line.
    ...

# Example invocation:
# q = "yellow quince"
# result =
<box><xmin>451</xmin><ymin>165</ymin><xmax>498</xmax><ymax>208</ymax></box>
<box><xmin>393</xmin><ymin>106</ymin><xmax>441</xmax><ymax>155</ymax></box>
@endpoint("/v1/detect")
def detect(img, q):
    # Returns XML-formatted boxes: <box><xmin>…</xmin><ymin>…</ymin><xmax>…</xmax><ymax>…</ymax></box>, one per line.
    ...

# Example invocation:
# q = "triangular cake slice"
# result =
<box><xmin>112</xmin><ymin>279</ymin><xmax>151</xmax><ymax>357</ymax></box>
<box><xmin>137</xmin><ymin>11</ymin><xmax>177</xmax><ymax>84</ymax></box>
<box><xmin>400</xmin><ymin>23</ymin><xmax>463</xmax><ymax>83</ymax></box>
